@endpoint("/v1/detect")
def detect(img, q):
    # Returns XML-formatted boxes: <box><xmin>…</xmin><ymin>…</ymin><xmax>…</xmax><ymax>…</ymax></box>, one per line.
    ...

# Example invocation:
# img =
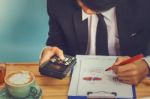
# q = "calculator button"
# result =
<box><xmin>57</xmin><ymin>58</ymin><xmax>61</xmax><ymax>61</ymax></box>
<box><xmin>64</xmin><ymin>58</ymin><xmax>69</xmax><ymax>62</ymax></box>
<box><xmin>72</xmin><ymin>57</ymin><xmax>75</xmax><ymax>60</ymax></box>
<box><xmin>67</xmin><ymin>61</ymin><xmax>71</xmax><ymax>64</ymax></box>
<box><xmin>51</xmin><ymin>58</ymin><xmax>56</xmax><ymax>62</ymax></box>
<box><xmin>65</xmin><ymin>62</ymin><xmax>69</xmax><ymax>65</ymax></box>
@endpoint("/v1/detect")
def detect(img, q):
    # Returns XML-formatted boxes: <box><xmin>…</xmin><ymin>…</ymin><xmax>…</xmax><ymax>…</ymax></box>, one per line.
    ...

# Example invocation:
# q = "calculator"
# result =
<box><xmin>39</xmin><ymin>55</ymin><xmax>76</xmax><ymax>79</ymax></box>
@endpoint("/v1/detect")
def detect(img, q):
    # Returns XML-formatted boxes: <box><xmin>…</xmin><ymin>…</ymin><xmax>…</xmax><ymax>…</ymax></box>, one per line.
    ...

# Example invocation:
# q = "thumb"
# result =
<box><xmin>114</xmin><ymin>56</ymin><xmax>130</xmax><ymax>66</ymax></box>
<box><xmin>39</xmin><ymin>48</ymin><xmax>54</xmax><ymax>65</ymax></box>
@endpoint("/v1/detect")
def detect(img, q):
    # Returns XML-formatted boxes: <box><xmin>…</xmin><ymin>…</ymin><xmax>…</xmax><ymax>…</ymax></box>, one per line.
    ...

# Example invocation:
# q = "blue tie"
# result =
<box><xmin>96</xmin><ymin>14</ymin><xmax>109</xmax><ymax>55</ymax></box>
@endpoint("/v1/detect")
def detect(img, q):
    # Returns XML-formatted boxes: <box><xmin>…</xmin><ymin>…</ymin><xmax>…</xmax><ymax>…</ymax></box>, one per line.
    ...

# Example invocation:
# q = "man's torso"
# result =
<box><xmin>47</xmin><ymin>0</ymin><xmax>150</xmax><ymax>56</ymax></box>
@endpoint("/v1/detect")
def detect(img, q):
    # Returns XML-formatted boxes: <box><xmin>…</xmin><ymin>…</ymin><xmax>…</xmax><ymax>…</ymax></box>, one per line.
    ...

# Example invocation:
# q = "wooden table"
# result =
<box><xmin>5</xmin><ymin>63</ymin><xmax>150</xmax><ymax>99</ymax></box>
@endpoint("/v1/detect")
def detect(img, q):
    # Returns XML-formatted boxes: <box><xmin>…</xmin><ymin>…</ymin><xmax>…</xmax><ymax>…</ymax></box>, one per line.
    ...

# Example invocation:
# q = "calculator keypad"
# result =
<box><xmin>50</xmin><ymin>55</ymin><xmax>75</xmax><ymax>66</ymax></box>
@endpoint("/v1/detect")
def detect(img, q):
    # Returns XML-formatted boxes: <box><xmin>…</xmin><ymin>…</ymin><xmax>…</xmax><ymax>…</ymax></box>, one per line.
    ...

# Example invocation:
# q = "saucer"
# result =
<box><xmin>0</xmin><ymin>87</ymin><xmax>42</xmax><ymax>99</ymax></box>
<box><xmin>0</xmin><ymin>84</ymin><xmax>7</xmax><ymax>99</ymax></box>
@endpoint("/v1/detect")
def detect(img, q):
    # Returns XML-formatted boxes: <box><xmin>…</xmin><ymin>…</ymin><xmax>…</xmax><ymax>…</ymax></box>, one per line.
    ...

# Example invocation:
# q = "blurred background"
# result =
<box><xmin>0</xmin><ymin>0</ymin><xmax>48</xmax><ymax>62</ymax></box>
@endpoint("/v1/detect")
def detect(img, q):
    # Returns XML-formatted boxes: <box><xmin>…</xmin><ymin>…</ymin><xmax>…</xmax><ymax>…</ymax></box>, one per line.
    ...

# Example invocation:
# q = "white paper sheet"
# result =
<box><xmin>68</xmin><ymin>55</ymin><xmax>134</xmax><ymax>99</ymax></box>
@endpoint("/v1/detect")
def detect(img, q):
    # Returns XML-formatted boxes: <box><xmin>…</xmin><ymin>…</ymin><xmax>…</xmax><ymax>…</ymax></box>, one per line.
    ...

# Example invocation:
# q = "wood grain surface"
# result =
<box><xmin>5</xmin><ymin>63</ymin><xmax>150</xmax><ymax>99</ymax></box>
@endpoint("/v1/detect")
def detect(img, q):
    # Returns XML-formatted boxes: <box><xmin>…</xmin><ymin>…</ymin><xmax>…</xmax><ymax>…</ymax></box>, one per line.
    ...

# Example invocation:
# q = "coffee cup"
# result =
<box><xmin>5</xmin><ymin>71</ymin><xmax>42</xmax><ymax>98</ymax></box>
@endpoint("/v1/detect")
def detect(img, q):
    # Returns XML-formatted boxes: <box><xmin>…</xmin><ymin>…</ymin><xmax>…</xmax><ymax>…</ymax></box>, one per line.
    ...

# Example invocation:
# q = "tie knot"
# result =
<box><xmin>97</xmin><ymin>14</ymin><xmax>104</xmax><ymax>19</ymax></box>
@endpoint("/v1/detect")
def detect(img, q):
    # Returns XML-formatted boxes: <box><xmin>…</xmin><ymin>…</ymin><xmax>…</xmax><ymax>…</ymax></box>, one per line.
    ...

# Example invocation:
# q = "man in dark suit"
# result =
<box><xmin>40</xmin><ymin>0</ymin><xmax>150</xmax><ymax>84</ymax></box>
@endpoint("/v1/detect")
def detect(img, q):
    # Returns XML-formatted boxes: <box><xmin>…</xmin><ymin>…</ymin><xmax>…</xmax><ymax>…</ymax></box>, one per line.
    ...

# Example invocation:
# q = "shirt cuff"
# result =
<box><xmin>144</xmin><ymin>56</ymin><xmax>150</xmax><ymax>77</ymax></box>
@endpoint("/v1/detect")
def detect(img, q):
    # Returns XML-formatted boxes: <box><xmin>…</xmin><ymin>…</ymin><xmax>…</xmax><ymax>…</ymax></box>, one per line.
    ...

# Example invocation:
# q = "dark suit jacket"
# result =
<box><xmin>46</xmin><ymin>0</ymin><xmax>150</xmax><ymax>56</ymax></box>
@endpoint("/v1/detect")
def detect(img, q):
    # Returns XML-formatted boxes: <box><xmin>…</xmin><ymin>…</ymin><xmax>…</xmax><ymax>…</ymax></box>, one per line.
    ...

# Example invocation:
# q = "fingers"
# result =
<box><xmin>39</xmin><ymin>46</ymin><xmax>64</xmax><ymax>65</ymax></box>
<box><xmin>112</xmin><ymin>59</ymin><xmax>149</xmax><ymax>85</ymax></box>
<box><xmin>117</xmin><ymin>70</ymin><xmax>136</xmax><ymax>77</ymax></box>
<box><xmin>118</xmin><ymin>76</ymin><xmax>142</xmax><ymax>85</ymax></box>
<box><xmin>53</xmin><ymin>47</ymin><xmax>65</xmax><ymax>60</ymax></box>
<box><xmin>117</xmin><ymin>71</ymin><xmax>140</xmax><ymax>84</ymax></box>
<box><xmin>114</xmin><ymin>56</ymin><xmax>130</xmax><ymax>65</ymax></box>
<box><xmin>120</xmin><ymin>80</ymin><xmax>134</xmax><ymax>85</ymax></box>
<box><xmin>113</xmin><ymin>56</ymin><xmax>131</xmax><ymax>73</ymax></box>
<box><xmin>114</xmin><ymin>66</ymin><xmax>139</xmax><ymax>84</ymax></box>
<box><xmin>112</xmin><ymin>63</ymin><xmax>136</xmax><ymax>74</ymax></box>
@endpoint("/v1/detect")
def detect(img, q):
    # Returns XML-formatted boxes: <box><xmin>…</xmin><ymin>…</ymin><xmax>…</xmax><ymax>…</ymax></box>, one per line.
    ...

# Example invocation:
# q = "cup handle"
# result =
<box><xmin>29</xmin><ymin>84</ymin><xmax>42</xmax><ymax>98</ymax></box>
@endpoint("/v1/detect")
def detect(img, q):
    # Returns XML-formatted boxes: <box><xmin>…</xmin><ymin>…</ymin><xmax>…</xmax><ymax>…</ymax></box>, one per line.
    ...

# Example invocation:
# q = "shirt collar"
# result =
<box><xmin>82</xmin><ymin>10</ymin><xmax>89</xmax><ymax>21</ymax></box>
<box><xmin>82</xmin><ymin>7</ymin><xmax>116</xmax><ymax>21</ymax></box>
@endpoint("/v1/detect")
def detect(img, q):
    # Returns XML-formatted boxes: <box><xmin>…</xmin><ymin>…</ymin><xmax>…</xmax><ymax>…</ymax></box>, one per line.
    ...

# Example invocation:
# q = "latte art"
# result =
<box><xmin>7</xmin><ymin>71</ymin><xmax>33</xmax><ymax>85</ymax></box>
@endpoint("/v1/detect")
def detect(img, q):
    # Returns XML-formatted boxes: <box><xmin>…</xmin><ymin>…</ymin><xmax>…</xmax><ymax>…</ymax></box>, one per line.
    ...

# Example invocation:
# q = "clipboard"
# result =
<box><xmin>68</xmin><ymin>55</ymin><xmax>136</xmax><ymax>99</ymax></box>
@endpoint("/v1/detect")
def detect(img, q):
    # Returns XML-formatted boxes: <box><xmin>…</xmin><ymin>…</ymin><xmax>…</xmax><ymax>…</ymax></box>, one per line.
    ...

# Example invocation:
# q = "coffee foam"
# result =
<box><xmin>7</xmin><ymin>71</ymin><xmax>33</xmax><ymax>85</ymax></box>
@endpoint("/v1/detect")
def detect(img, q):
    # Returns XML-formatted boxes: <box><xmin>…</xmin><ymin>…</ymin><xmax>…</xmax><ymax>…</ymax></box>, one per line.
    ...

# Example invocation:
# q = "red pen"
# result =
<box><xmin>105</xmin><ymin>54</ymin><xmax>144</xmax><ymax>71</ymax></box>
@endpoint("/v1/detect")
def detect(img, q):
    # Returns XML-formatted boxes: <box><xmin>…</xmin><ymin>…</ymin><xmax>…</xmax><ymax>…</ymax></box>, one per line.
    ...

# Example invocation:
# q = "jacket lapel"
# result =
<box><xmin>73</xmin><ymin>10</ymin><xmax>88</xmax><ymax>54</ymax></box>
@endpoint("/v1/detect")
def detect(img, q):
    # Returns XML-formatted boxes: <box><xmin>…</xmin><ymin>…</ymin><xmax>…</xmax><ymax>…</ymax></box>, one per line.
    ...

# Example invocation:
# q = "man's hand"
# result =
<box><xmin>39</xmin><ymin>46</ymin><xmax>65</xmax><ymax>65</ymax></box>
<box><xmin>112</xmin><ymin>56</ymin><xmax>150</xmax><ymax>85</ymax></box>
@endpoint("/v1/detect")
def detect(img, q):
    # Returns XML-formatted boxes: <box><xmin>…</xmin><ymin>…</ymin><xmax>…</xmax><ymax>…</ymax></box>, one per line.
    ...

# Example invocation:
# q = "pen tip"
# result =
<box><xmin>105</xmin><ymin>67</ymin><xmax>112</xmax><ymax>71</ymax></box>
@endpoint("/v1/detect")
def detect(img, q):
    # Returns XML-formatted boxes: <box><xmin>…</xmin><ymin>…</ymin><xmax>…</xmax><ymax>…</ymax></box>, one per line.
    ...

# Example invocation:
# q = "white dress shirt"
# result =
<box><xmin>84</xmin><ymin>7</ymin><xmax>120</xmax><ymax>56</ymax></box>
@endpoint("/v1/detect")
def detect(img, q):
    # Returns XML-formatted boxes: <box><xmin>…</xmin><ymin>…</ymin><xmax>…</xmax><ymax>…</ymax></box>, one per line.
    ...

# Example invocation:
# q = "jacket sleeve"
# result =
<box><xmin>46</xmin><ymin>0</ymin><xmax>67</xmax><ymax>53</ymax></box>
